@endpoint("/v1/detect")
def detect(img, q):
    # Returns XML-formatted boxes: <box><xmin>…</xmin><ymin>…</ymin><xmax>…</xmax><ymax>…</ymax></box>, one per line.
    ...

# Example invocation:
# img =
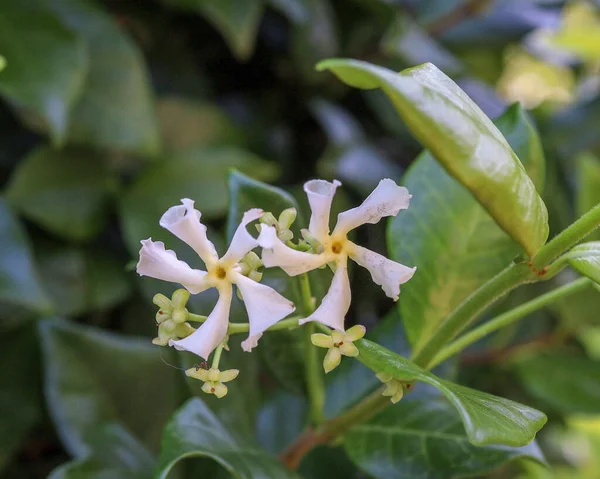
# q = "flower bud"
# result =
<box><xmin>277</xmin><ymin>229</ymin><xmax>294</xmax><ymax>242</ymax></box>
<box><xmin>278</xmin><ymin>208</ymin><xmax>297</xmax><ymax>229</ymax></box>
<box><xmin>248</xmin><ymin>270</ymin><xmax>263</xmax><ymax>282</ymax></box>
<box><xmin>259</xmin><ymin>212</ymin><xmax>278</xmax><ymax>227</ymax></box>
<box><xmin>171</xmin><ymin>289</ymin><xmax>190</xmax><ymax>309</ymax></box>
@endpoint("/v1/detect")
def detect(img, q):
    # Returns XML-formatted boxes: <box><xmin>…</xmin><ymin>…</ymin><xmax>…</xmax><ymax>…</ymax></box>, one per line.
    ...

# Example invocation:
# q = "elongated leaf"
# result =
<box><xmin>0</xmin><ymin>198</ymin><xmax>51</xmax><ymax>320</ymax></box>
<box><xmin>317</xmin><ymin>58</ymin><xmax>549</xmax><ymax>256</ymax></box>
<box><xmin>155</xmin><ymin>398</ymin><xmax>299</xmax><ymax>479</ymax></box>
<box><xmin>388</xmin><ymin>106</ymin><xmax>545</xmax><ymax>348</ymax></box>
<box><xmin>357</xmin><ymin>339</ymin><xmax>547</xmax><ymax>446</ymax></box>
<box><xmin>39</xmin><ymin>317</ymin><xmax>185</xmax><ymax>458</ymax></box>
<box><xmin>577</xmin><ymin>152</ymin><xmax>600</xmax><ymax>241</ymax></box>
<box><xmin>6</xmin><ymin>147</ymin><xmax>116</xmax><ymax>241</ymax></box>
<box><xmin>344</xmin><ymin>398</ymin><xmax>545</xmax><ymax>479</ymax></box>
<box><xmin>516</xmin><ymin>354</ymin><xmax>600</xmax><ymax>414</ymax></box>
<box><xmin>563</xmin><ymin>242</ymin><xmax>600</xmax><ymax>285</ymax></box>
<box><xmin>0</xmin><ymin>2</ymin><xmax>87</xmax><ymax>144</ymax></box>
<box><xmin>119</xmin><ymin>147</ymin><xmax>279</xmax><ymax>256</ymax></box>
<box><xmin>161</xmin><ymin>0</ymin><xmax>264</xmax><ymax>61</ymax></box>
<box><xmin>47</xmin><ymin>0</ymin><xmax>159</xmax><ymax>154</ymax></box>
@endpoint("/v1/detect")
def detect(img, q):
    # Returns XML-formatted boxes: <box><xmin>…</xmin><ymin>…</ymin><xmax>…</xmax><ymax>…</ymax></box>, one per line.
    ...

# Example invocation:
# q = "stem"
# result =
<box><xmin>532</xmin><ymin>202</ymin><xmax>600</xmax><ymax>269</ymax></box>
<box><xmin>188</xmin><ymin>313</ymin><xmax>207</xmax><ymax>322</ymax></box>
<box><xmin>300</xmin><ymin>273</ymin><xmax>326</xmax><ymax>425</ymax></box>
<box><xmin>429</xmin><ymin>277</ymin><xmax>592</xmax><ymax>368</ymax></box>
<box><xmin>411</xmin><ymin>262</ymin><xmax>534</xmax><ymax>369</ymax></box>
<box><xmin>227</xmin><ymin>315</ymin><xmax>303</xmax><ymax>335</ymax></box>
<box><xmin>212</xmin><ymin>341</ymin><xmax>225</xmax><ymax>369</ymax></box>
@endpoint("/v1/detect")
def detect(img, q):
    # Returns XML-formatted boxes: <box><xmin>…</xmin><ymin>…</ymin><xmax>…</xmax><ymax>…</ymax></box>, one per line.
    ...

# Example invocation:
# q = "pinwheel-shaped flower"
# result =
<box><xmin>136</xmin><ymin>199</ymin><xmax>295</xmax><ymax>358</ymax></box>
<box><xmin>258</xmin><ymin>179</ymin><xmax>415</xmax><ymax>331</ymax></box>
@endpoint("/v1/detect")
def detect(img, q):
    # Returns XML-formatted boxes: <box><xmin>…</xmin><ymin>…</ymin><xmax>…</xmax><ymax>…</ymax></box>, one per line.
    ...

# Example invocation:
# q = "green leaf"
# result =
<box><xmin>257</xmin><ymin>392</ymin><xmax>307</xmax><ymax>454</ymax></box>
<box><xmin>160</xmin><ymin>0</ymin><xmax>264</xmax><ymax>61</ymax></box>
<box><xmin>119</xmin><ymin>147</ymin><xmax>279</xmax><ymax>256</ymax></box>
<box><xmin>0</xmin><ymin>325</ymin><xmax>42</xmax><ymax>472</ymax></box>
<box><xmin>0</xmin><ymin>198</ymin><xmax>51</xmax><ymax>320</ymax></box>
<box><xmin>5</xmin><ymin>147</ymin><xmax>116</xmax><ymax>241</ymax></box>
<box><xmin>343</xmin><ymin>398</ymin><xmax>545</xmax><ymax>479</ymax></box>
<box><xmin>562</xmin><ymin>242</ymin><xmax>600</xmax><ymax>285</ymax></box>
<box><xmin>47</xmin><ymin>0</ymin><xmax>159</xmax><ymax>154</ymax></box>
<box><xmin>39</xmin><ymin>317</ymin><xmax>186</xmax><ymax>458</ymax></box>
<box><xmin>0</xmin><ymin>2</ymin><xmax>87</xmax><ymax>145</ymax></box>
<box><xmin>577</xmin><ymin>152</ymin><xmax>600</xmax><ymax>241</ymax></box>
<box><xmin>155</xmin><ymin>398</ymin><xmax>300</xmax><ymax>479</ymax></box>
<box><xmin>357</xmin><ymin>339</ymin><xmax>547</xmax><ymax>446</ymax></box>
<box><xmin>49</xmin><ymin>424</ymin><xmax>154</xmax><ymax>479</ymax></box>
<box><xmin>516</xmin><ymin>354</ymin><xmax>600</xmax><ymax>414</ymax></box>
<box><xmin>389</xmin><ymin>105</ymin><xmax>545</xmax><ymax>348</ymax></box>
<box><xmin>317</xmin><ymin>58</ymin><xmax>549</xmax><ymax>256</ymax></box>
<box><xmin>35</xmin><ymin>243</ymin><xmax>133</xmax><ymax>317</ymax></box>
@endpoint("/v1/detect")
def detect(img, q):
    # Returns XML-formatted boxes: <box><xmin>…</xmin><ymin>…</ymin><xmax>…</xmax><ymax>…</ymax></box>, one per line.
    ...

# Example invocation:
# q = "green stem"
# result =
<box><xmin>188</xmin><ymin>313</ymin><xmax>207</xmax><ymax>322</ymax></box>
<box><xmin>212</xmin><ymin>341</ymin><xmax>225</xmax><ymax>369</ymax></box>
<box><xmin>532</xmin><ymin>202</ymin><xmax>600</xmax><ymax>269</ymax></box>
<box><xmin>411</xmin><ymin>262</ymin><xmax>535</xmax><ymax>369</ymax></box>
<box><xmin>429</xmin><ymin>277</ymin><xmax>592</xmax><ymax>368</ymax></box>
<box><xmin>300</xmin><ymin>273</ymin><xmax>325</xmax><ymax>425</ymax></box>
<box><xmin>227</xmin><ymin>315</ymin><xmax>303</xmax><ymax>334</ymax></box>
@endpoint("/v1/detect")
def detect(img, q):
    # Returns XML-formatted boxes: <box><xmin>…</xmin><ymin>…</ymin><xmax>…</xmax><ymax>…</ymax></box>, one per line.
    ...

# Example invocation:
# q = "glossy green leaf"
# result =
<box><xmin>161</xmin><ymin>0</ymin><xmax>264</xmax><ymax>61</ymax></box>
<box><xmin>119</xmin><ymin>147</ymin><xmax>279</xmax><ymax>256</ymax></box>
<box><xmin>357</xmin><ymin>339</ymin><xmax>547</xmax><ymax>446</ymax></box>
<box><xmin>39</xmin><ymin>317</ymin><xmax>185</xmax><ymax>458</ymax></box>
<box><xmin>257</xmin><ymin>392</ymin><xmax>307</xmax><ymax>454</ymax></box>
<box><xmin>577</xmin><ymin>152</ymin><xmax>600</xmax><ymax>241</ymax></box>
<box><xmin>344</xmin><ymin>398</ymin><xmax>545</xmax><ymax>479</ymax></box>
<box><xmin>47</xmin><ymin>0</ymin><xmax>159</xmax><ymax>154</ymax></box>
<box><xmin>317</xmin><ymin>58</ymin><xmax>549</xmax><ymax>256</ymax></box>
<box><xmin>0</xmin><ymin>198</ymin><xmax>51</xmax><ymax>320</ymax></box>
<box><xmin>0</xmin><ymin>2</ymin><xmax>87</xmax><ymax>145</ymax></box>
<box><xmin>563</xmin><ymin>242</ymin><xmax>600</xmax><ymax>285</ymax></box>
<box><xmin>155</xmin><ymin>398</ymin><xmax>300</xmax><ymax>479</ymax></box>
<box><xmin>0</xmin><ymin>325</ymin><xmax>42</xmax><ymax>472</ymax></box>
<box><xmin>516</xmin><ymin>354</ymin><xmax>600</xmax><ymax>414</ymax></box>
<box><xmin>6</xmin><ymin>147</ymin><xmax>116</xmax><ymax>241</ymax></box>
<box><xmin>389</xmin><ymin>106</ymin><xmax>545</xmax><ymax>348</ymax></box>
<box><xmin>48</xmin><ymin>425</ymin><xmax>154</xmax><ymax>479</ymax></box>
<box><xmin>35</xmin><ymin>243</ymin><xmax>132</xmax><ymax>317</ymax></box>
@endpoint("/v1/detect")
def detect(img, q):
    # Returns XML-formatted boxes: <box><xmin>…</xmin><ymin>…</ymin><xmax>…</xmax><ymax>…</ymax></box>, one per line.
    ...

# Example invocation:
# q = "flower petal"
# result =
<box><xmin>233</xmin><ymin>272</ymin><xmax>296</xmax><ymax>352</ymax></box>
<box><xmin>221</xmin><ymin>209</ymin><xmax>263</xmax><ymax>264</ymax></box>
<box><xmin>323</xmin><ymin>347</ymin><xmax>342</xmax><ymax>373</ymax></box>
<box><xmin>169</xmin><ymin>285</ymin><xmax>232</xmax><ymax>359</ymax></box>
<box><xmin>348</xmin><ymin>242</ymin><xmax>415</xmax><ymax>301</ymax></box>
<box><xmin>311</xmin><ymin>333</ymin><xmax>334</xmax><ymax>349</ymax></box>
<box><xmin>185</xmin><ymin>367</ymin><xmax>209</xmax><ymax>381</ymax></box>
<box><xmin>137</xmin><ymin>239</ymin><xmax>211</xmax><ymax>294</ymax></box>
<box><xmin>258</xmin><ymin>225</ymin><xmax>329</xmax><ymax>276</ymax></box>
<box><xmin>159</xmin><ymin>199</ymin><xmax>219</xmax><ymax>266</ymax></box>
<box><xmin>333</xmin><ymin>179</ymin><xmax>411</xmax><ymax>235</ymax></box>
<box><xmin>299</xmin><ymin>259</ymin><xmax>350</xmax><ymax>331</ymax></box>
<box><xmin>303</xmin><ymin>179</ymin><xmax>341</xmax><ymax>240</ymax></box>
<box><xmin>218</xmin><ymin>369</ymin><xmax>239</xmax><ymax>383</ymax></box>
<box><xmin>339</xmin><ymin>342</ymin><xmax>359</xmax><ymax>357</ymax></box>
<box><xmin>344</xmin><ymin>324</ymin><xmax>366</xmax><ymax>342</ymax></box>
<box><xmin>213</xmin><ymin>383</ymin><xmax>228</xmax><ymax>398</ymax></box>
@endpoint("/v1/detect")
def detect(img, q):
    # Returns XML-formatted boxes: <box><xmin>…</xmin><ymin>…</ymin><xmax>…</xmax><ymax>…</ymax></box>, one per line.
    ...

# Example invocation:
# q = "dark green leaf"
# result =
<box><xmin>0</xmin><ymin>325</ymin><xmax>42</xmax><ymax>472</ymax></box>
<box><xmin>516</xmin><ymin>354</ymin><xmax>600</xmax><ymax>414</ymax></box>
<box><xmin>357</xmin><ymin>339</ymin><xmax>547</xmax><ymax>446</ymax></box>
<box><xmin>0</xmin><ymin>2</ymin><xmax>86</xmax><ymax>144</ymax></box>
<box><xmin>39</xmin><ymin>317</ymin><xmax>186</xmax><ymax>457</ymax></box>
<box><xmin>35</xmin><ymin>243</ymin><xmax>133</xmax><ymax>316</ymax></box>
<box><xmin>563</xmin><ymin>242</ymin><xmax>600</xmax><ymax>285</ymax></box>
<box><xmin>120</xmin><ymin>147</ymin><xmax>279</xmax><ymax>256</ymax></box>
<box><xmin>46</xmin><ymin>0</ymin><xmax>160</xmax><ymax>154</ymax></box>
<box><xmin>344</xmin><ymin>398</ymin><xmax>545</xmax><ymax>479</ymax></box>
<box><xmin>257</xmin><ymin>392</ymin><xmax>307</xmax><ymax>454</ymax></box>
<box><xmin>0</xmin><ymin>198</ymin><xmax>51</xmax><ymax>321</ymax></box>
<box><xmin>6</xmin><ymin>147</ymin><xmax>116</xmax><ymax>241</ymax></box>
<box><xmin>577</xmin><ymin>152</ymin><xmax>600</xmax><ymax>241</ymax></box>
<box><xmin>160</xmin><ymin>0</ymin><xmax>264</xmax><ymax>61</ymax></box>
<box><xmin>155</xmin><ymin>398</ymin><xmax>300</xmax><ymax>479</ymax></box>
<box><xmin>389</xmin><ymin>105</ymin><xmax>545</xmax><ymax>348</ymax></box>
<box><xmin>318</xmin><ymin>59</ymin><xmax>549</xmax><ymax>256</ymax></box>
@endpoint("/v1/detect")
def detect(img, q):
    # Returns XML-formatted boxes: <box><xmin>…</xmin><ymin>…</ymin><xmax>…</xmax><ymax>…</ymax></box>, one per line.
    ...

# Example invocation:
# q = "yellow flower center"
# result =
<box><xmin>331</xmin><ymin>241</ymin><xmax>343</xmax><ymax>254</ymax></box>
<box><xmin>215</xmin><ymin>266</ymin><xmax>227</xmax><ymax>280</ymax></box>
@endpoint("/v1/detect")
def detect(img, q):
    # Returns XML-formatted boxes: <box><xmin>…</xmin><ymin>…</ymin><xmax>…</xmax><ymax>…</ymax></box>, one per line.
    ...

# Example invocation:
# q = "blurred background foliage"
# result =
<box><xmin>1</xmin><ymin>0</ymin><xmax>600</xmax><ymax>478</ymax></box>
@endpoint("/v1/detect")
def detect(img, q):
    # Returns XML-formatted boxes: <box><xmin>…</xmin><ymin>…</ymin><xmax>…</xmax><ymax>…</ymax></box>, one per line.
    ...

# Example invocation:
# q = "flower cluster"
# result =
<box><xmin>136</xmin><ymin>179</ymin><xmax>416</xmax><ymax>399</ymax></box>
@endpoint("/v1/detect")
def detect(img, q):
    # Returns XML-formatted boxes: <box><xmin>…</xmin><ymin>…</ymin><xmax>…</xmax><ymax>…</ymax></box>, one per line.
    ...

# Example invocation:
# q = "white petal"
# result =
<box><xmin>221</xmin><ymin>209</ymin><xmax>263</xmax><ymax>264</ymax></box>
<box><xmin>348</xmin><ymin>242</ymin><xmax>415</xmax><ymax>301</ymax></box>
<box><xmin>304</xmin><ymin>179</ymin><xmax>341</xmax><ymax>240</ymax></box>
<box><xmin>137</xmin><ymin>239</ymin><xmax>210</xmax><ymax>294</ymax></box>
<box><xmin>333</xmin><ymin>179</ymin><xmax>411</xmax><ymax>235</ymax></box>
<box><xmin>299</xmin><ymin>259</ymin><xmax>350</xmax><ymax>331</ymax></box>
<box><xmin>257</xmin><ymin>225</ymin><xmax>329</xmax><ymax>276</ymax></box>
<box><xmin>169</xmin><ymin>285</ymin><xmax>232</xmax><ymax>359</ymax></box>
<box><xmin>233</xmin><ymin>272</ymin><xmax>296</xmax><ymax>352</ymax></box>
<box><xmin>159</xmin><ymin>199</ymin><xmax>219</xmax><ymax>266</ymax></box>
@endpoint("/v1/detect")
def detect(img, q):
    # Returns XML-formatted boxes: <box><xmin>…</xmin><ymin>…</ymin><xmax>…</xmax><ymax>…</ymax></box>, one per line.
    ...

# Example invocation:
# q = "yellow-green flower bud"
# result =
<box><xmin>311</xmin><ymin>326</ymin><xmax>367</xmax><ymax>373</ymax></box>
<box><xmin>259</xmin><ymin>212</ymin><xmax>278</xmax><ymax>227</ymax></box>
<box><xmin>278</xmin><ymin>208</ymin><xmax>297</xmax><ymax>229</ymax></box>
<box><xmin>248</xmin><ymin>270</ymin><xmax>263</xmax><ymax>282</ymax></box>
<box><xmin>277</xmin><ymin>229</ymin><xmax>294</xmax><ymax>242</ymax></box>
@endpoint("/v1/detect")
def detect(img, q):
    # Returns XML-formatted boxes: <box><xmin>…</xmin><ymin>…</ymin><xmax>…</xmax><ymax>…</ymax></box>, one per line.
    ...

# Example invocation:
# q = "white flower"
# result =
<box><xmin>258</xmin><ymin>179</ymin><xmax>415</xmax><ymax>331</ymax></box>
<box><xmin>137</xmin><ymin>199</ymin><xmax>295</xmax><ymax>359</ymax></box>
